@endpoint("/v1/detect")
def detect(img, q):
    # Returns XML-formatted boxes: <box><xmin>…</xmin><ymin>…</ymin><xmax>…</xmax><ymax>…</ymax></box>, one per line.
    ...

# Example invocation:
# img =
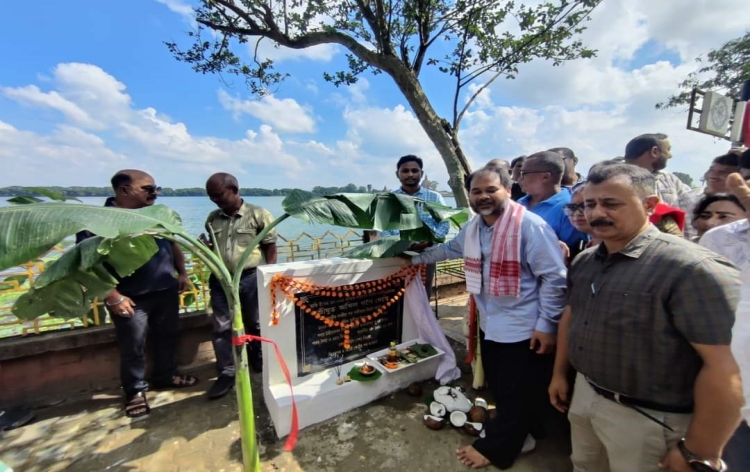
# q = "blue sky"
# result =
<box><xmin>0</xmin><ymin>0</ymin><xmax>747</xmax><ymax>190</ymax></box>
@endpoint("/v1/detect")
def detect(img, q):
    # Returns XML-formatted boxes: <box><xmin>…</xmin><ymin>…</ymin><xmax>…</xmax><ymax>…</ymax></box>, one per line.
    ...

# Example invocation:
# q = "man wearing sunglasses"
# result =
<box><xmin>75</xmin><ymin>169</ymin><xmax>197</xmax><ymax>419</ymax></box>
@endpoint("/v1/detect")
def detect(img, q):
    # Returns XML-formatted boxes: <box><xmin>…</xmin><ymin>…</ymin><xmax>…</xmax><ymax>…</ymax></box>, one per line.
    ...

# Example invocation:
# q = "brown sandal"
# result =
<box><xmin>125</xmin><ymin>391</ymin><xmax>150</xmax><ymax>419</ymax></box>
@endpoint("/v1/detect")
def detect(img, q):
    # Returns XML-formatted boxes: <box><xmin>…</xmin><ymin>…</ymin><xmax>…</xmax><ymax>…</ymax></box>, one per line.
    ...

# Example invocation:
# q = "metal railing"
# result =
<box><xmin>0</xmin><ymin>230</ymin><xmax>363</xmax><ymax>338</ymax></box>
<box><xmin>0</xmin><ymin>230</ymin><xmax>464</xmax><ymax>339</ymax></box>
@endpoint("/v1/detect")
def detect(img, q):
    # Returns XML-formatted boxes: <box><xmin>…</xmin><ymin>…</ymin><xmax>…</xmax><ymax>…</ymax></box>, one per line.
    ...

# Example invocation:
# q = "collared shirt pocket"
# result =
<box><xmin>236</xmin><ymin>227</ymin><xmax>257</xmax><ymax>247</ymax></box>
<box><xmin>601</xmin><ymin>289</ymin><xmax>653</xmax><ymax>328</ymax></box>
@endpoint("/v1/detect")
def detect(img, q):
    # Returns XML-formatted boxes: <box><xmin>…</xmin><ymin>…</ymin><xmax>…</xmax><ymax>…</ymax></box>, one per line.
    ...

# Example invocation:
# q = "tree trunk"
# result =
<box><xmin>385</xmin><ymin>60</ymin><xmax>472</xmax><ymax>208</ymax></box>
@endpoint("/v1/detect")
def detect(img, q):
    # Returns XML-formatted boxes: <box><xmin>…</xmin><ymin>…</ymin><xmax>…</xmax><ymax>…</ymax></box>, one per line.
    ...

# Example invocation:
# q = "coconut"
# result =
<box><xmin>463</xmin><ymin>421</ymin><xmax>484</xmax><ymax>437</ymax></box>
<box><xmin>449</xmin><ymin>410</ymin><xmax>467</xmax><ymax>428</ymax></box>
<box><xmin>407</xmin><ymin>382</ymin><xmax>423</xmax><ymax>397</ymax></box>
<box><xmin>429</xmin><ymin>401</ymin><xmax>447</xmax><ymax>418</ymax></box>
<box><xmin>423</xmin><ymin>415</ymin><xmax>446</xmax><ymax>430</ymax></box>
<box><xmin>468</xmin><ymin>405</ymin><xmax>487</xmax><ymax>424</ymax></box>
<box><xmin>474</xmin><ymin>397</ymin><xmax>488</xmax><ymax>409</ymax></box>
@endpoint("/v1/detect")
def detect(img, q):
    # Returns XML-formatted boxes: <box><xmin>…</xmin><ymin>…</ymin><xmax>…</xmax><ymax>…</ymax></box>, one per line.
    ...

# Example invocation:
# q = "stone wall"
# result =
<box><xmin>0</xmin><ymin>313</ymin><xmax>215</xmax><ymax>407</ymax></box>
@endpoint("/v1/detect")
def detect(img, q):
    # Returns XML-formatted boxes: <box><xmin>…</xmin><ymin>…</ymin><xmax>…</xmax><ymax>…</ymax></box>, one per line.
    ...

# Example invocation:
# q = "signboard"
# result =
<box><xmin>294</xmin><ymin>281</ymin><xmax>404</xmax><ymax>377</ymax></box>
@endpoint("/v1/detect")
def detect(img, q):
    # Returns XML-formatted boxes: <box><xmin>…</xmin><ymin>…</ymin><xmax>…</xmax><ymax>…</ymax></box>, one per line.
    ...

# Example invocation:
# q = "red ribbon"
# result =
<box><xmin>465</xmin><ymin>295</ymin><xmax>477</xmax><ymax>363</ymax></box>
<box><xmin>232</xmin><ymin>334</ymin><xmax>298</xmax><ymax>452</ymax></box>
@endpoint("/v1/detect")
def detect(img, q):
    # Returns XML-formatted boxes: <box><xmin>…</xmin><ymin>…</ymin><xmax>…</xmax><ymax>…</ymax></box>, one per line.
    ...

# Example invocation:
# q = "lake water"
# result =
<box><xmin>1</xmin><ymin>195</ymin><xmax>458</xmax><ymax>240</ymax></box>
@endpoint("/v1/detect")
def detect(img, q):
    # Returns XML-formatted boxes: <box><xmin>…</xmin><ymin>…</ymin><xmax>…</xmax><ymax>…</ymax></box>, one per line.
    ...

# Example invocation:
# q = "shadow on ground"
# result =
<box><xmin>1</xmin><ymin>297</ymin><xmax>572</xmax><ymax>472</ymax></box>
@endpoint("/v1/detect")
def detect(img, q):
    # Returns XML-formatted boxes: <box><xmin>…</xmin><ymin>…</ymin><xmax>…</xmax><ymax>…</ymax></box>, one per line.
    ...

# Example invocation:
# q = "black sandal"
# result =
<box><xmin>125</xmin><ymin>391</ymin><xmax>151</xmax><ymax>419</ymax></box>
<box><xmin>169</xmin><ymin>374</ymin><xmax>199</xmax><ymax>388</ymax></box>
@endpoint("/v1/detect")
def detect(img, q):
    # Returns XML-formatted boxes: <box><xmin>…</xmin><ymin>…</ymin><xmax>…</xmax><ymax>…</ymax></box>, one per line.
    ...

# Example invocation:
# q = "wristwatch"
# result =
<box><xmin>677</xmin><ymin>439</ymin><xmax>727</xmax><ymax>472</ymax></box>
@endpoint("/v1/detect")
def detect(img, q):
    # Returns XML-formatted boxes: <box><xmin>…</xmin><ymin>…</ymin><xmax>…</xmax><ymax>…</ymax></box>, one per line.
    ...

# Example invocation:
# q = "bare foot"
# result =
<box><xmin>456</xmin><ymin>445</ymin><xmax>491</xmax><ymax>469</ymax></box>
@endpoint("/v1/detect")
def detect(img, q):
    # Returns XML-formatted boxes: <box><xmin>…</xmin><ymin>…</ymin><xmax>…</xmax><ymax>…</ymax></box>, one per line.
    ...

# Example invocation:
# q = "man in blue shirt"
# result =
<box><xmin>76</xmin><ymin>170</ymin><xmax>198</xmax><ymax>419</ymax></box>
<box><xmin>518</xmin><ymin>151</ymin><xmax>588</xmax><ymax>253</ymax></box>
<box><xmin>409</xmin><ymin>166</ymin><xmax>567</xmax><ymax>469</ymax></box>
<box><xmin>381</xmin><ymin>155</ymin><xmax>450</xmax><ymax>299</ymax></box>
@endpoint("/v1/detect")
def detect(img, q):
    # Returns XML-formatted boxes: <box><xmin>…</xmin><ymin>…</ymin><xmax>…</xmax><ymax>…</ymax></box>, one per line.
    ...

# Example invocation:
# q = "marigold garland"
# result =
<box><xmin>270</xmin><ymin>265</ymin><xmax>426</xmax><ymax>349</ymax></box>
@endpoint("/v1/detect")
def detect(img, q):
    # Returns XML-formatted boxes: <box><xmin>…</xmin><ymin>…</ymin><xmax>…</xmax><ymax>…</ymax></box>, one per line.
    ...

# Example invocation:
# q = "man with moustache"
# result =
<box><xmin>76</xmin><ymin>170</ymin><xmax>198</xmax><ymax>419</ymax></box>
<box><xmin>203</xmin><ymin>173</ymin><xmax>278</xmax><ymax>399</ymax></box>
<box><xmin>381</xmin><ymin>155</ymin><xmax>450</xmax><ymax>300</ymax></box>
<box><xmin>406</xmin><ymin>166</ymin><xmax>567</xmax><ymax>469</ymax></box>
<box><xmin>549</xmin><ymin>163</ymin><xmax>742</xmax><ymax>472</ymax></box>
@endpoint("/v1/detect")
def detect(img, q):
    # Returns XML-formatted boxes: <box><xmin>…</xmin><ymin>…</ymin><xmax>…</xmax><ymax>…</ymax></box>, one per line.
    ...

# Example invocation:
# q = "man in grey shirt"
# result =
<box><xmin>549</xmin><ymin>163</ymin><xmax>742</xmax><ymax>472</ymax></box>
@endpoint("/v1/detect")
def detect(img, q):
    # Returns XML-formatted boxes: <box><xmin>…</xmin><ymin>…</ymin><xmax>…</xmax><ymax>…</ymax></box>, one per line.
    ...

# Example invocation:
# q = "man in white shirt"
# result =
<box><xmin>699</xmin><ymin>150</ymin><xmax>750</xmax><ymax>469</ymax></box>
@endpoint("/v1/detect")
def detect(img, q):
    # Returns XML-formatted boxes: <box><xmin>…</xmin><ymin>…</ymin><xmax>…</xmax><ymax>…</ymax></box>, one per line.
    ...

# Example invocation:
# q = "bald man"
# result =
<box><xmin>76</xmin><ymin>169</ymin><xmax>198</xmax><ymax>419</ymax></box>
<box><xmin>204</xmin><ymin>173</ymin><xmax>278</xmax><ymax>399</ymax></box>
<box><xmin>485</xmin><ymin>159</ymin><xmax>511</xmax><ymax>174</ymax></box>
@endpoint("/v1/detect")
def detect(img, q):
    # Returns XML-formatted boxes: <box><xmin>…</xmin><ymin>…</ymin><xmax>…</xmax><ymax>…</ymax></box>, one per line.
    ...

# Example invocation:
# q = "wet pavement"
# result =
<box><xmin>0</xmin><ymin>295</ymin><xmax>572</xmax><ymax>471</ymax></box>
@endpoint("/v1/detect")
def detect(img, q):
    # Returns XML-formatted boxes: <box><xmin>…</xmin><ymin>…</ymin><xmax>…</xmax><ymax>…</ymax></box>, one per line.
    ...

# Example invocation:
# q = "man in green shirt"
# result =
<box><xmin>204</xmin><ymin>173</ymin><xmax>278</xmax><ymax>399</ymax></box>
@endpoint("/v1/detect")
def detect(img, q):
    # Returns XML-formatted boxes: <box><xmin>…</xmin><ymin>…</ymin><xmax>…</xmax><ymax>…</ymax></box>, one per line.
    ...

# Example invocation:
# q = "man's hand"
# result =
<box><xmin>106</xmin><ymin>292</ymin><xmax>136</xmax><ymax>318</ymax></box>
<box><xmin>558</xmin><ymin>241</ymin><xmax>570</xmax><ymax>260</ymax></box>
<box><xmin>409</xmin><ymin>242</ymin><xmax>432</xmax><ymax>252</ymax></box>
<box><xmin>727</xmin><ymin>173</ymin><xmax>750</xmax><ymax>218</ymax></box>
<box><xmin>177</xmin><ymin>273</ymin><xmax>191</xmax><ymax>293</ymax></box>
<box><xmin>658</xmin><ymin>445</ymin><xmax>692</xmax><ymax>472</ymax></box>
<box><xmin>548</xmin><ymin>373</ymin><xmax>570</xmax><ymax>413</ymax></box>
<box><xmin>530</xmin><ymin>331</ymin><xmax>556</xmax><ymax>354</ymax></box>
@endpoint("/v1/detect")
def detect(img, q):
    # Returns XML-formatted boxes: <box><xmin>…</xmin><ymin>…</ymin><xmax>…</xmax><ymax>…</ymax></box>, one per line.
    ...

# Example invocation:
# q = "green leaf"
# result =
<box><xmin>8</xmin><ymin>196</ymin><xmax>43</xmax><ymax>205</ymax></box>
<box><xmin>281</xmin><ymin>190</ymin><xmax>359</xmax><ymax>227</ymax></box>
<box><xmin>25</xmin><ymin>187</ymin><xmax>82</xmax><ymax>202</ymax></box>
<box><xmin>0</xmin><ymin>274</ymin><xmax>29</xmax><ymax>291</ymax></box>
<box><xmin>12</xmin><ymin>278</ymin><xmax>90</xmax><ymax>320</ymax></box>
<box><xmin>0</xmin><ymin>203</ymin><xmax>182</xmax><ymax>271</ymax></box>
<box><xmin>101</xmin><ymin>236</ymin><xmax>160</xmax><ymax>278</ymax></box>
<box><xmin>342</xmin><ymin>238</ymin><xmax>414</xmax><ymax>259</ymax></box>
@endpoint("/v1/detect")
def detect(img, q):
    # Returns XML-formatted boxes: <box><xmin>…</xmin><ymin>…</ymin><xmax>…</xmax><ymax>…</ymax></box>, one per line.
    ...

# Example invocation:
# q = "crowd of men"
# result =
<box><xmin>406</xmin><ymin>133</ymin><xmax>750</xmax><ymax>472</ymax></box>
<box><xmin>8</xmin><ymin>131</ymin><xmax>745</xmax><ymax>472</ymax></box>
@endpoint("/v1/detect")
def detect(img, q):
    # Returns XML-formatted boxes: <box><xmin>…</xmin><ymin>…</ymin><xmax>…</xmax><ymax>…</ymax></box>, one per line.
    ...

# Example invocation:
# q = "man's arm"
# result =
<box><xmin>262</xmin><ymin>242</ymin><xmax>278</xmax><ymax>265</ymax></box>
<box><xmin>665</xmin><ymin>257</ymin><xmax>742</xmax><ymax>464</ymax></box>
<box><xmin>525</xmin><ymin>220</ymin><xmax>568</xmax><ymax>334</ymax></box>
<box><xmin>684</xmin><ymin>344</ymin><xmax>743</xmax><ymax>461</ymax></box>
<box><xmin>171</xmin><ymin>241</ymin><xmax>189</xmax><ymax>292</ymax></box>
<box><xmin>549</xmin><ymin>306</ymin><xmax>573</xmax><ymax>412</ymax></box>
<box><xmin>411</xmin><ymin>228</ymin><xmax>466</xmax><ymax>265</ymax></box>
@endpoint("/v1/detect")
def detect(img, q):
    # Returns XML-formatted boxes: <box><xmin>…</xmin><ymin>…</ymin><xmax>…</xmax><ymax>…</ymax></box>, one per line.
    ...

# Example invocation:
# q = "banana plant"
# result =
<box><xmin>0</xmin><ymin>189</ymin><xmax>467</xmax><ymax>471</ymax></box>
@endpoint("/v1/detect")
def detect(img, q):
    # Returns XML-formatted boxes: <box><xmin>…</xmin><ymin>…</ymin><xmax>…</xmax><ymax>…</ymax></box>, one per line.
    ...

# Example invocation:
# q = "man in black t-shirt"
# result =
<box><xmin>76</xmin><ymin>169</ymin><xmax>198</xmax><ymax>419</ymax></box>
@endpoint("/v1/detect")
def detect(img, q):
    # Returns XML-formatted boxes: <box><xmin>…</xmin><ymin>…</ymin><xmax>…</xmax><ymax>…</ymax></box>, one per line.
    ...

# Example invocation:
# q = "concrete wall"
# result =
<box><xmin>0</xmin><ymin>312</ymin><xmax>215</xmax><ymax>407</ymax></box>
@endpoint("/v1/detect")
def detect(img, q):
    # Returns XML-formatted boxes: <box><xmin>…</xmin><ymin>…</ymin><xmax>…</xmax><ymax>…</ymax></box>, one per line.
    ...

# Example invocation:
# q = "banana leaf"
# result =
<box><xmin>0</xmin><ymin>203</ymin><xmax>182</xmax><ymax>271</ymax></box>
<box><xmin>342</xmin><ymin>237</ymin><xmax>414</xmax><ymax>259</ymax></box>
<box><xmin>7</xmin><ymin>187</ymin><xmax>82</xmax><ymax>205</ymax></box>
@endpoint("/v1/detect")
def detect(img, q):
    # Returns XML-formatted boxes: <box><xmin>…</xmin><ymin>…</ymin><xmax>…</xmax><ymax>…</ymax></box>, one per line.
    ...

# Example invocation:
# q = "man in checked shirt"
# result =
<box><xmin>549</xmin><ymin>163</ymin><xmax>743</xmax><ymax>472</ymax></box>
<box><xmin>380</xmin><ymin>155</ymin><xmax>450</xmax><ymax>300</ymax></box>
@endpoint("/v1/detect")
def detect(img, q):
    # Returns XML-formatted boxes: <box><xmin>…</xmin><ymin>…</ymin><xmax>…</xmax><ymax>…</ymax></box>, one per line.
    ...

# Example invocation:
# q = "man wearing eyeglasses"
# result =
<box><xmin>518</xmin><ymin>151</ymin><xmax>588</xmax><ymax>254</ymax></box>
<box><xmin>75</xmin><ymin>169</ymin><xmax>197</xmax><ymax>419</ymax></box>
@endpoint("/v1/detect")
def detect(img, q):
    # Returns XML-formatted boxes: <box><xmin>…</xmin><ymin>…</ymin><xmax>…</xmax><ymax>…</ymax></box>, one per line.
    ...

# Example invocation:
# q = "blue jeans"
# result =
<box><xmin>723</xmin><ymin>420</ymin><xmax>750</xmax><ymax>469</ymax></box>
<box><xmin>110</xmin><ymin>287</ymin><xmax>180</xmax><ymax>397</ymax></box>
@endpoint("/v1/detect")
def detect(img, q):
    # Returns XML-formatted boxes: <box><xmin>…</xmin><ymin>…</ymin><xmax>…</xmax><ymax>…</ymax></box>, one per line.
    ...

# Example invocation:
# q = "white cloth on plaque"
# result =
<box><xmin>404</xmin><ymin>276</ymin><xmax>461</xmax><ymax>385</ymax></box>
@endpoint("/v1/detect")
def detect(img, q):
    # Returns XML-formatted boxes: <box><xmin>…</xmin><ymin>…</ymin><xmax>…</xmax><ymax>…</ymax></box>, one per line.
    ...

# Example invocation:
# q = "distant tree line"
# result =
<box><xmin>0</xmin><ymin>184</ymin><xmax>373</xmax><ymax>198</ymax></box>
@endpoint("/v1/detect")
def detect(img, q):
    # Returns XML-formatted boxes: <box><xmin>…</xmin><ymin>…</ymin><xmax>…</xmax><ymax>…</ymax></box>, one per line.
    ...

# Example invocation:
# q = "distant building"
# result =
<box><xmin>421</xmin><ymin>175</ymin><xmax>438</xmax><ymax>191</ymax></box>
<box><xmin>382</xmin><ymin>185</ymin><xmax>389</xmax><ymax>193</ymax></box>
<box><xmin>367</xmin><ymin>184</ymin><xmax>372</xmax><ymax>193</ymax></box>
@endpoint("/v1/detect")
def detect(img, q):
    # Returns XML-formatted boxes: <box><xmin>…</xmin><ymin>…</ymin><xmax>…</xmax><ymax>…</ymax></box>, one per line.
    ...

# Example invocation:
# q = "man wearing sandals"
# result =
<box><xmin>76</xmin><ymin>169</ymin><xmax>199</xmax><ymax>419</ymax></box>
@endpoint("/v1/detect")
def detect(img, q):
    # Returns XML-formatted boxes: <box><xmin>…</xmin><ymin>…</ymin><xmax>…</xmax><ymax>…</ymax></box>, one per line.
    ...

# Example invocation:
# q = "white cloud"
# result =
<box><xmin>252</xmin><ymin>39</ymin><xmax>339</xmax><ymax>63</ymax></box>
<box><xmin>155</xmin><ymin>0</ymin><xmax>193</xmax><ymax>21</ymax></box>
<box><xmin>217</xmin><ymin>90</ymin><xmax>316</xmax><ymax>133</ymax></box>
<box><xmin>0</xmin><ymin>63</ymin><xmax>331</xmax><ymax>186</ymax></box>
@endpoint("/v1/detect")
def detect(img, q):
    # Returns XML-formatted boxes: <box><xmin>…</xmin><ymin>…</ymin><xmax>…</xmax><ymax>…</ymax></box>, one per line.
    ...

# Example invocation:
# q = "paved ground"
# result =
<box><xmin>0</xmin><ymin>295</ymin><xmax>572</xmax><ymax>472</ymax></box>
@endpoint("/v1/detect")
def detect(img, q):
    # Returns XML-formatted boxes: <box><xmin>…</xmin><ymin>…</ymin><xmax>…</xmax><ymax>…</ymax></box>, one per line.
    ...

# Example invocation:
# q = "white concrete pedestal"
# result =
<box><xmin>257</xmin><ymin>258</ymin><xmax>438</xmax><ymax>439</ymax></box>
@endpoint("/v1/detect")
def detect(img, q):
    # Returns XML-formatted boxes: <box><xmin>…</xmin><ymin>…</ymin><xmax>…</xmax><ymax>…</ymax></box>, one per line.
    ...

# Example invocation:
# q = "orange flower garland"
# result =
<box><xmin>269</xmin><ymin>265</ymin><xmax>425</xmax><ymax>349</ymax></box>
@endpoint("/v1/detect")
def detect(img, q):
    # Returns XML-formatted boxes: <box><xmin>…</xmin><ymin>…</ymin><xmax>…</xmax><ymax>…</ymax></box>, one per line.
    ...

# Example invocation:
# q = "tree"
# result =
<box><xmin>0</xmin><ymin>191</ymin><xmax>466</xmax><ymax>471</ymax></box>
<box><xmin>166</xmin><ymin>0</ymin><xmax>602</xmax><ymax>207</ymax></box>
<box><xmin>657</xmin><ymin>31</ymin><xmax>750</xmax><ymax>110</ymax></box>
<box><xmin>673</xmin><ymin>172</ymin><xmax>694</xmax><ymax>188</ymax></box>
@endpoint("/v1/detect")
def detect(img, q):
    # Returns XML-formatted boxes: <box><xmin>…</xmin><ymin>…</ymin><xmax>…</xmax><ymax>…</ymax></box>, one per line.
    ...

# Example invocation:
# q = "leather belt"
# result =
<box><xmin>586</xmin><ymin>380</ymin><xmax>692</xmax><ymax>414</ymax></box>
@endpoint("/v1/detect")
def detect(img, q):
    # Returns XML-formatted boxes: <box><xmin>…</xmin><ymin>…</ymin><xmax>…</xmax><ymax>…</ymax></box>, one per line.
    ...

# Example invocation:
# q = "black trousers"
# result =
<box><xmin>472</xmin><ymin>332</ymin><xmax>554</xmax><ymax>469</ymax></box>
<box><xmin>110</xmin><ymin>287</ymin><xmax>180</xmax><ymax>397</ymax></box>
<box><xmin>209</xmin><ymin>270</ymin><xmax>261</xmax><ymax>376</ymax></box>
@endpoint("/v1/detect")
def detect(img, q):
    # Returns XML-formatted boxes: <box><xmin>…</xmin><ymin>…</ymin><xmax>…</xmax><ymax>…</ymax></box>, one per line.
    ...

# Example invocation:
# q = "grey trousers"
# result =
<box><xmin>209</xmin><ymin>270</ymin><xmax>261</xmax><ymax>377</ymax></box>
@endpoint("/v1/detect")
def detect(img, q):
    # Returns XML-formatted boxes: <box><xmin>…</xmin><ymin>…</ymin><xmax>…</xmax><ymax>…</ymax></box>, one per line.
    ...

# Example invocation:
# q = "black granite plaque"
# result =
<box><xmin>295</xmin><ymin>280</ymin><xmax>404</xmax><ymax>377</ymax></box>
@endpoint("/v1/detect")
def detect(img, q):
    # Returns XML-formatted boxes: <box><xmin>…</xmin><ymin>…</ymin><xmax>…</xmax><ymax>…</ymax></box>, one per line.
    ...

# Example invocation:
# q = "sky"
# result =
<box><xmin>0</xmin><ymin>0</ymin><xmax>747</xmax><ymax>191</ymax></box>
